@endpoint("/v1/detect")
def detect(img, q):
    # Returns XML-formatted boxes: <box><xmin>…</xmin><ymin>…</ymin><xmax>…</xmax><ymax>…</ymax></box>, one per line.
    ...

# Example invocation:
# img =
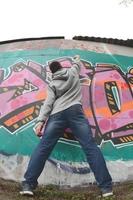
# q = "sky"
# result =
<box><xmin>0</xmin><ymin>0</ymin><xmax>133</xmax><ymax>42</ymax></box>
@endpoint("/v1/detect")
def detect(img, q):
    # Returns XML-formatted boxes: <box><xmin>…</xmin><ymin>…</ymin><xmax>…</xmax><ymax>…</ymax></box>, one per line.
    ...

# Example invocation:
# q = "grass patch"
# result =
<box><xmin>0</xmin><ymin>178</ymin><xmax>133</xmax><ymax>200</ymax></box>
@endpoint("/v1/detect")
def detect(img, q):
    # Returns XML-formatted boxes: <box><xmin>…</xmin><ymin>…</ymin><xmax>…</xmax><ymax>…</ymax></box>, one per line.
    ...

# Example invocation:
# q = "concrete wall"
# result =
<box><xmin>0</xmin><ymin>39</ymin><xmax>133</xmax><ymax>186</ymax></box>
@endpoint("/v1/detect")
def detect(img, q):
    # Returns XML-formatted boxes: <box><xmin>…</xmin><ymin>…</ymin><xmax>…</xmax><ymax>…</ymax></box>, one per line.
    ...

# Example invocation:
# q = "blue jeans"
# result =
<box><xmin>24</xmin><ymin>104</ymin><xmax>112</xmax><ymax>190</ymax></box>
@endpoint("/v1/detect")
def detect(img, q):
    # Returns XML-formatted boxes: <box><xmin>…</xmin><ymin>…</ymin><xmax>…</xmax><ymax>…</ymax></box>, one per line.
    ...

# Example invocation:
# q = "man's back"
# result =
<box><xmin>50</xmin><ymin>66</ymin><xmax>82</xmax><ymax>115</ymax></box>
<box><xmin>37</xmin><ymin>58</ymin><xmax>82</xmax><ymax>122</ymax></box>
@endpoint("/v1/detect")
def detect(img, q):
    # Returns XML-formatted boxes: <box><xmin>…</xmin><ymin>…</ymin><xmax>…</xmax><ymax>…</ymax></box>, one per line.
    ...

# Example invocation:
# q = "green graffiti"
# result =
<box><xmin>0</xmin><ymin>48</ymin><xmax>133</xmax><ymax>162</ymax></box>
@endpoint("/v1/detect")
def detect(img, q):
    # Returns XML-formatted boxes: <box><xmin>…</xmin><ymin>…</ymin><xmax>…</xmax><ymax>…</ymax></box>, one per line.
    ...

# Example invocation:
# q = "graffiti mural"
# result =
<box><xmin>88</xmin><ymin>63</ymin><xmax>133</xmax><ymax>145</ymax></box>
<box><xmin>0</xmin><ymin>61</ymin><xmax>47</xmax><ymax>133</ymax></box>
<box><xmin>0</xmin><ymin>57</ymin><xmax>133</xmax><ymax>146</ymax></box>
<box><xmin>0</xmin><ymin>46</ymin><xmax>133</xmax><ymax>181</ymax></box>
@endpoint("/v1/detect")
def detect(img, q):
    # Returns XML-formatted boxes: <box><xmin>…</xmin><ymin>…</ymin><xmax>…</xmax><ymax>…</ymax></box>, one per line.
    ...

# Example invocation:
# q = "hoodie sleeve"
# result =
<box><xmin>71</xmin><ymin>58</ymin><xmax>82</xmax><ymax>74</ymax></box>
<box><xmin>36</xmin><ymin>85</ymin><xmax>56</xmax><ymax>123</ymax></box>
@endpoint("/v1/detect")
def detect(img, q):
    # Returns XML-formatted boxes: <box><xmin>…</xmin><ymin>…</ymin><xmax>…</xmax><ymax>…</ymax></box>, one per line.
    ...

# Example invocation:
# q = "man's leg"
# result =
<box><xmin>22</xmin><ymin>112</ymin><xmax>67</xmax><ymax>190</ymax></box>
<box><xmin>67</xmin><ymin>105</ymin><xmax>112</xmax><ymax>192</ymax></box>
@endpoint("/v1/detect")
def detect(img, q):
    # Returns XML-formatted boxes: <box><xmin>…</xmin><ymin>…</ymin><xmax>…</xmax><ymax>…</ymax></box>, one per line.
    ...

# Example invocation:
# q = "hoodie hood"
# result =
<box><xmin>50</xmin><ymin>68</ymin><xmax>74</xmax><ymax>99</ymax></box>
<box><xmin>52</xmin><ymin>68</ymin><xmax>69</xmax><ymax>81</ymax></box>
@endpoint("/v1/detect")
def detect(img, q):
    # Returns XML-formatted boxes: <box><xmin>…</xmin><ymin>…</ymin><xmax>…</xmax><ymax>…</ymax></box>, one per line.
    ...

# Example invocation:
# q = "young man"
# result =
<box><xmin>20</xmin><ymin>55</ymin><xmax>113</xmax><ymax>198</ymax></box>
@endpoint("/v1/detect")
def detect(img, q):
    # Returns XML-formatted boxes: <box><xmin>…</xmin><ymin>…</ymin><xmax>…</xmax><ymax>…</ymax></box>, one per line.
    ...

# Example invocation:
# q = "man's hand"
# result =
<box><xmin>73</xmin><ymin>55</ymin><xmax>80</xmax><ymax>62</ymax></box>
<box><xmin>34</xmin><ymin>122</ymin><xmax>44</xmax><ymax>137</ymax></box>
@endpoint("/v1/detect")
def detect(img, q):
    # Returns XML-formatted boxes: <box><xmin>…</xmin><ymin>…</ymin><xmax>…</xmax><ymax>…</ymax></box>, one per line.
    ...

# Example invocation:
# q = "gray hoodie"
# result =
<box><xmin>37</xmin><ymin>60</ymin><xmax>82</xmax><ymax>122</ymax></box>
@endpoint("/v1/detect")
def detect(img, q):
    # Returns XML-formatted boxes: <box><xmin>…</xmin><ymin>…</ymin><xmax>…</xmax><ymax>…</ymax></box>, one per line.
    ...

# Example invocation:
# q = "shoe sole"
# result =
<box><xmin>20</xmin><ymin>191</ymin><xmax>34</xmax><ymax>196</ymax></box>
<box><xmin>102</xmin><ymin>192</ymin><xmax>113</xmax><ymax>197</ymax></box>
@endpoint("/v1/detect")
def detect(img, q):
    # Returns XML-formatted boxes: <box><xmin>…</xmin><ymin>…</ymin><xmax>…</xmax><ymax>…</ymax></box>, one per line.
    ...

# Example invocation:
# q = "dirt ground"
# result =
<box><xmin>0</xmin><ymin>178</ymin><xmax>133</xmax><ymax>200</ymax></box>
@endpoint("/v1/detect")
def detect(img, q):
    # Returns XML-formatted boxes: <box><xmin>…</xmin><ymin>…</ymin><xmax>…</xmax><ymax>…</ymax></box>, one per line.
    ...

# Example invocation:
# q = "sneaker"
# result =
<box><xmin>102</xmin><ymin>189</ymin><xmax>113</xmax><ymax>197</ymax></box>
<box><xmin>20</xmin><ymin>182</ymin><xmax>34</xmax><ymax>196</ymax></box>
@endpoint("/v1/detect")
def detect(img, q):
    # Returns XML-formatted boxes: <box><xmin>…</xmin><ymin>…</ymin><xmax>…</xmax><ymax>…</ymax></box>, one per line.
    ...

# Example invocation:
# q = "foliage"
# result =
<box><xmin>119</xmin><ymin>0</ymin><xmax>133</xmax><ymax>6</ymax></box>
